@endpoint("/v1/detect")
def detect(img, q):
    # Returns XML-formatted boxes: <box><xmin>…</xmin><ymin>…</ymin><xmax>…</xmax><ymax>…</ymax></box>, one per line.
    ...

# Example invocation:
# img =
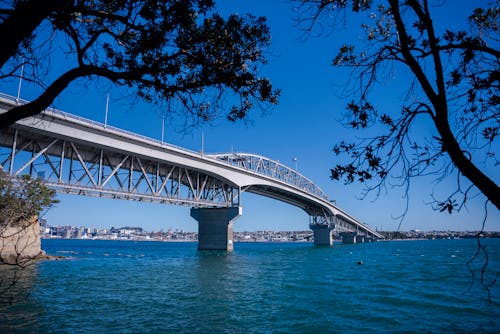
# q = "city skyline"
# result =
<box><xmin>2</xmin><ymin>0</ymin><xmax>498</xmax><ymax>232</ymax></box>
<box><xmin>40</xmin><ymin>219</ymin><xmax>499</xmax><ymax>242</ymax></box>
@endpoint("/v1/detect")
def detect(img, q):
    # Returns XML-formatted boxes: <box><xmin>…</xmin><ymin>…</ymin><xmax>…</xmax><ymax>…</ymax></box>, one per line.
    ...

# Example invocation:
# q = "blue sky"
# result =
<box><xmin>2</xmin><ymin>0</ymin><xmax>498</xmax><ymax>232</ymax></box>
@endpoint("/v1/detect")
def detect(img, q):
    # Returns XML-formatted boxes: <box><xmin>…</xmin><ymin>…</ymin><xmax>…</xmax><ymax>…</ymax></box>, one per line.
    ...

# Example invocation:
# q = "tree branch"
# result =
<box><xmin>0</xmin><ymin>66</ymin><xmax>91</xmax><ymax>128</ymax></box>
<box><xmin>0</xmin><ymin>0</ymin><xmax>68</xmax><ymax>69</ymax></box>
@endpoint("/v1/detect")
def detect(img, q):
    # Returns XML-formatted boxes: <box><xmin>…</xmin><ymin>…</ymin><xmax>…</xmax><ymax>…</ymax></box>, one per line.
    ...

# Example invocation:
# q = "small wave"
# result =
<box><xmin>56</xmin><ymin>250</ymin><xmax>77</xmax><ymax>254</ymax></box>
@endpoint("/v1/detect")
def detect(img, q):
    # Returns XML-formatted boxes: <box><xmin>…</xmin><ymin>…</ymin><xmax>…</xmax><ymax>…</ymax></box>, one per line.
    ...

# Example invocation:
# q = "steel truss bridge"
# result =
<box><xmin>0</xmin><ymin>93</ymin><xmax>383</xmax><ymax>242</ymax></box>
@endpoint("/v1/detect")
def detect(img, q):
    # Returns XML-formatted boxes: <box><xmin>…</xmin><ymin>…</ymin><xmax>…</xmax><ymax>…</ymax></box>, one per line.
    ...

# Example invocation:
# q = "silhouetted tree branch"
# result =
<box><xmin>0</xmin><ymin>0</ymin><xmax>280</xmax><ymax>129</ymax></box>
<box><xmin>295</xmin><ymin>0</ymin><xmax>499</xmax><ymax>211</ymax></box>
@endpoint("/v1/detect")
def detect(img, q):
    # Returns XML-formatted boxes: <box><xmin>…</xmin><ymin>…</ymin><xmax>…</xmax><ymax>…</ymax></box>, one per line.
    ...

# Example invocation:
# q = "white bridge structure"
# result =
<box><xmin>0</xmin><ymin>93</ymin><xmax>383</xmax><ymax>250</ymax></box>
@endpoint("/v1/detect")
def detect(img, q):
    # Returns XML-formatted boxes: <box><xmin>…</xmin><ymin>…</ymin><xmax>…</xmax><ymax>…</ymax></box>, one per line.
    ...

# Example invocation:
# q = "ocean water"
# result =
<box><xmin>1</xmin><ymin>238</ymin><xmax>499</xmax><ymax>333</ymax></box>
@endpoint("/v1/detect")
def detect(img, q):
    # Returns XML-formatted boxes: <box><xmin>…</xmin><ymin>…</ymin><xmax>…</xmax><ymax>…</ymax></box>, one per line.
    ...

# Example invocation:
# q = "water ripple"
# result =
<box><xmin>1</xmin><ymin>239</ymin><xmax>499</xmax><ymax>333</ymax></box>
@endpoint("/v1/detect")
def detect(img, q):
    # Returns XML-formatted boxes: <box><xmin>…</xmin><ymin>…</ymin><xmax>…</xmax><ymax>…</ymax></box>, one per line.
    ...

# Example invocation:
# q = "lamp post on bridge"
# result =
<box><xmin>161</xmin><ymin>112</ymin><xmax>165</xmax><ymax>145</ymax></box>
<box><xmin>201</xmin><ymin>130</ymin><xmax>204</xmax><ymax>156</ymax></box>
<box><xmin>16</xmin><ymin>59</ymin><xmax>24</xmax><ymax>103</ymax></box>
<box><xmin>292</xmin><ymin>157</ymin><xmax>298</xmax><ymax>171</ymax></box>
<box><xmin>104</xmin><ymin>93</ymin><xmax>109</xmax><ymax>128</ymax></box>
<box><xmin>161</xmin><ymin>100</ymin><xmax>171</xmax><ymax>146</ymax></box>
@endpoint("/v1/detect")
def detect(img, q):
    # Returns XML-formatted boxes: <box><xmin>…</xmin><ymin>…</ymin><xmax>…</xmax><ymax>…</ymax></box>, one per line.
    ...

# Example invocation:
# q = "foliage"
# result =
<box><xmin>0</xmin><ymin>167</ymin><xmax>57</xmax><ymax>305</ymax></box>
<box><xmin>295</xmin><ymin>0</ymin><xmax>499</xmax><ymax>215</ymax></box>
<box><xmin>0</xmin><ymin>0</ymin><xmax>279</xmax><ymax>128</ymax></box>
<box><xmin>0</xmin><ymin>169</ymin><xmax>57</xmax><ymax>230</ymax></box>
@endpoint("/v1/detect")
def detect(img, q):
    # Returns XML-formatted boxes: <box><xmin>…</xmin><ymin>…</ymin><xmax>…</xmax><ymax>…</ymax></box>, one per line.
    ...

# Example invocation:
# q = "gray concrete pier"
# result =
<box><xmin>190</xmin><ymin>206</ymin><xmax>242</xmax><ymax>251</ymax></box>
<box><xmin>310</xmin><ymin>224</ymin><xmax>335</xmax><ymax>246</ymax></box>
<box><xmin>340</xmin><ymin>232</ymin><xmax>357</xmax><ymax>244</ymax></box>
<box><xmin>339</xmin><ymin>232</ymin><xmax>367</xmax><ymax>244</ymax></box>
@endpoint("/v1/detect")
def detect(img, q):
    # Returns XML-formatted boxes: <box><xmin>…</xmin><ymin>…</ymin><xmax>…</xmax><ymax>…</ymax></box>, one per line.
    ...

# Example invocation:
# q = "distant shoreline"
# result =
<box><xmin>41</xmin><ymin>224</ymin><xmax>500</xmax><ymax>243</ymax></box>
<box><xmin>41</xmin><ymin>237</ymin><xmax>312</xmax><ymax>243</ymax></box>
<box><xmin>41</xmin><ymin>236</ymin><xmax>499</xmax><ymax>243</ymax></box>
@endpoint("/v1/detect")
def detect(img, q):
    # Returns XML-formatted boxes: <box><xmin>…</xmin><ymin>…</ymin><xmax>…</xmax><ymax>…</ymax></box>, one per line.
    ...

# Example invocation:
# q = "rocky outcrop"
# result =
<box><xmin>0</xmin><ymin>217</ymin><xmax>43</xmax><ymax>265</ymax></box>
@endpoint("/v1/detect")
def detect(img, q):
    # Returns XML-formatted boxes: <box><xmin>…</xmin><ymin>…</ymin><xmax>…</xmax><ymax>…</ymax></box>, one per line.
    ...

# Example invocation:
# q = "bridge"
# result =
<box><xmin>0</xmin><ymin>93</ymin><xmax>383</xmax><ymax>250</ymax></box>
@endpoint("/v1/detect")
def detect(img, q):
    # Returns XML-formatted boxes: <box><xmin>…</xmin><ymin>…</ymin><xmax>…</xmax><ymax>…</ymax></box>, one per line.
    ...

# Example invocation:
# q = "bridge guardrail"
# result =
<box><xmin>0</xmin><ymin>93</ymin><xmax>198</xmax><ymax>155</ymax></box>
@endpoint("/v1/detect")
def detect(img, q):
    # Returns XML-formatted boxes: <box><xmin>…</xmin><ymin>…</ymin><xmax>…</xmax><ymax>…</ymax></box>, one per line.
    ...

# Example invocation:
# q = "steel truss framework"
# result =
<box><xmin>0</xmin><ymin>128</ymin><xmax>239</xmax><ymax>207</ymax></box>
<box><xmin>0</xmin><ymin>129</ymin><xmax>358</xmax><ymax>233</ymax></box>
<box><xmin>210</xmin><ymin>153</ymin><xmax>328</xmax><ymax>200</ymax></box>
<box><xmin>305</xmin><ymin>206</ymin><xmax>363</xmax><ymax>233</ymax></box>
<box><xmin>211</xmin><ymin>153</ymin><xmax>363</xmax><ymax>232</ymax></box>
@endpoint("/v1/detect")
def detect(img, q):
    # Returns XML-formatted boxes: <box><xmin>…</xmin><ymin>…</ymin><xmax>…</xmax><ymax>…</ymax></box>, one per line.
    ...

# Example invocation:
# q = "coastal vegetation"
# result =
<box><xmin>0</xmin><ymin>170</ymin><xmax>56</xmax><ymax>239</ymax></box>
<box><xmin>0</xmin><ymin>169</ymin><xmax>57</xmax><ymax>304</ymax></box>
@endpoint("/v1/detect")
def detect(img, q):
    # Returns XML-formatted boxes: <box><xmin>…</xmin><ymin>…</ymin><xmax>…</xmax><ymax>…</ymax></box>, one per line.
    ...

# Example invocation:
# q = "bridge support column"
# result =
<box><xmin>190</xmin><ymin>206</ymin><xmax>242</xmax><ymax>251</ymax></box>
<box><xmin>356</xmin><ymin>235</ymin><xmax>365</xmax><ymax>243</ymax></box>
<box><xmin>340</xmin><ymin>232</ymin><xmax>358</xmax><ymax>244</ymax></box>
<box><xmin>310</xmin><ymin>224</ymin><xmax>334</xmax><ymax>246</ymax></box>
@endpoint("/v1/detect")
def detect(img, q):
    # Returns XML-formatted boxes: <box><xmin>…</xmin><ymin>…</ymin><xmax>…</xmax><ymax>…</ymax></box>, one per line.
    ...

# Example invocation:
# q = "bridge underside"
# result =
<box><xmin>0</xmin><ymin>127</ymin><xmax>239</xmax><ymax>208</ymax></box>
<box><xmin>243</xmin><ymin>184</ymin><xmax>375</xmax><ymax>245</ymax></box>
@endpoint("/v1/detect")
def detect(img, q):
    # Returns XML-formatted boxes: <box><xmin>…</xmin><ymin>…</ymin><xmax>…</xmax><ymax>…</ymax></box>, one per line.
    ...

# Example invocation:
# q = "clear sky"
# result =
<box><xmin>1</xmin><ymin>0</ymin><xmax>498</xmax><ymax>232</ymax></box>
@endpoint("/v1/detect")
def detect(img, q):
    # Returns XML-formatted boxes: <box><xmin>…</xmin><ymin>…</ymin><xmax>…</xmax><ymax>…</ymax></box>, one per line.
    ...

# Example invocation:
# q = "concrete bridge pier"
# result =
<box><xmin>310</xmin><ymin>224</ymin><xmax>335</xmax><ymax>246</ymax></box>
<box><xmin>340</xmin><ymin>232</ymin><xmax>358</xmax><ymax>244</ymax></box>
<box><xmin>340</xmin><ymin>232</ymin><xmax>367</xmax><ymax>244</ymax></box>
<box><xmin>190</xmin><ymin>206</ymin><xmax>242</xmax><ymax>251</ymax></box>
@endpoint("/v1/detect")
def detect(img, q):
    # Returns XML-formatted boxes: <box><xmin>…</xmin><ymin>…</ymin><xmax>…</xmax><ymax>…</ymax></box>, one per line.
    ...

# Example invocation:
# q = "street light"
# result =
<box><xmin>201</xmin><ymin>130</ymin><xmax>204</xmax><ymax>156</ymax></box>
<box><xmin>161</xmin><ymin>100</ymin><xmax>171</xmax><ymax>145</ymax></box>
<box><xmin>161</xmin><ymin>111</ymin><xmax>165</xmax><ymax>145</ymax></box>
<box><xmin>16</xmin><ymin>59</ymin><xmax>24</xmax><ymax>103</ymax></box>
<box><xmin>104</xmin><ymin>93</ymin><xmax>109</xmax><ymax>128</ymax></box>
<box><xmin>292</xmin><ymin>157</ymin><xmax>298</xmax><ymax>171</ymax></box>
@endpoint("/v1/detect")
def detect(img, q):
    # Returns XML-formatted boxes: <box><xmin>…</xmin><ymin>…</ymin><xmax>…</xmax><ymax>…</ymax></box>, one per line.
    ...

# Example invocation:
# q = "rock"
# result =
<box><xmin>0</xmin><ymin>217</ymin><xmax>42</xmax><ymax>265</ymax></box>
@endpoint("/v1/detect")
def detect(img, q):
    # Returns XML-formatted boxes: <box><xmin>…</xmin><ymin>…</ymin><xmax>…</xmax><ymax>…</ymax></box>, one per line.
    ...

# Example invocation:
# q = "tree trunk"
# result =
<box><xmin>435</xmin><ymin>107</ymin><xmax>500</xmax><ymax>211</ymax></box>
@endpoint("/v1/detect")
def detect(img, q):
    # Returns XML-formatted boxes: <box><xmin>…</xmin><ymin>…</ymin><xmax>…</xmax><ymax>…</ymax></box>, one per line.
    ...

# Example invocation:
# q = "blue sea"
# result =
<box><xmin>1</xmin><ymin>238</ymin><xmax>499</xmax><ymax>333</ymax></box>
